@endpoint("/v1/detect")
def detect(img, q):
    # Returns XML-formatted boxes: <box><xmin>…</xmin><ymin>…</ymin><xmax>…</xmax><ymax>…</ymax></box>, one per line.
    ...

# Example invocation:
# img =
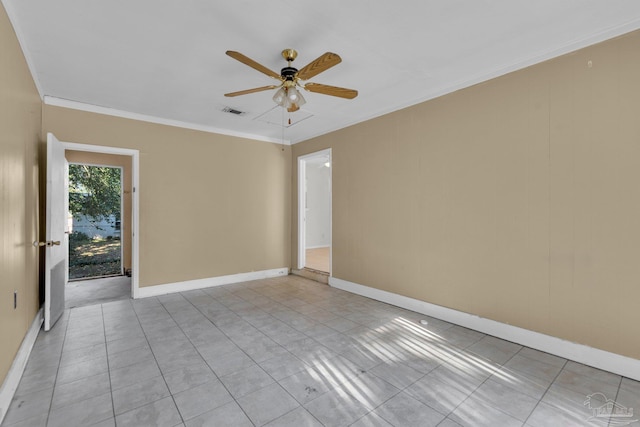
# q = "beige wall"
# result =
<box><xmin>0</xmin><ymin>4</ymin><xmax>42</xmax><ymax>384</ymax></box>
<box><xmin>43</xmin><ymin>106</ymin><xmax>291</xmax><ymax>287</ymax></box>
<box><xmin>293</xmin><ymin>30</ymin><xmax>640</xmax><ymax>360</ymax></box>
<box><xmin>64</xmin><ymin>151</ymin><xmax>133</xmax><ymax>271</ymax></box>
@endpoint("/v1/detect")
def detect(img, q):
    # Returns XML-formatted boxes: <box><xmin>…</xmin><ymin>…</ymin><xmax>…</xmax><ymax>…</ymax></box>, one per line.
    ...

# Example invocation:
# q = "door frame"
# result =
<box><xmin>297</xmin><ymin>148</ymin><xmax>332</xmax><ymax>272</ymax></box>
<box><xmin>63</xmin><ymin>141</ymin><xmax>141</xmax><ymax>298</ymax></box>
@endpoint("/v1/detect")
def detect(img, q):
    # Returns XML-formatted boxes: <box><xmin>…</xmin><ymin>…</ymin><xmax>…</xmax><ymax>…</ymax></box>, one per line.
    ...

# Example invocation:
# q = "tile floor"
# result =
<box><xmin>3</xmin><ymin>275</ymin><xmax>639</xmax><ymax>427</ymax></box>
<box><xmin>66</xmin><ymin>276</ymin><xmax>131</xmax><ymax>309</ymax></box>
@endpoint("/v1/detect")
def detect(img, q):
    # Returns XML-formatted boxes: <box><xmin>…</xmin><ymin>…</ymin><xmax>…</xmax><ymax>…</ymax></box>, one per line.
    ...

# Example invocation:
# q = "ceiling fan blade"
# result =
<box><xmin>304</xmin><ymin>82</ymin><xmax>358</xmax><ymax>99</ymax></box>
<box><xmin>297</xmin><ymin>52</ymin><xmax>342</xmax><ymax>81</ymax></box>
<box><xmin>226</xmin><ymin>51</ymin><xmax>281</xmax><ymax>80</ymax></box>
<box><xmin>224</xmin><ymin>85</ymin><xmax>279</xmax><ymax>97</ymax></box>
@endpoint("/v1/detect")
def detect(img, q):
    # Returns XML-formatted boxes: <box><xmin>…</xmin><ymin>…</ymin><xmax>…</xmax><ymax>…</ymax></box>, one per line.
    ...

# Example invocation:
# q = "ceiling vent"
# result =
<box><xmin>221</xmin><ymin>106</ymin><xmax>246</xmax><ymax>116</ymax></box>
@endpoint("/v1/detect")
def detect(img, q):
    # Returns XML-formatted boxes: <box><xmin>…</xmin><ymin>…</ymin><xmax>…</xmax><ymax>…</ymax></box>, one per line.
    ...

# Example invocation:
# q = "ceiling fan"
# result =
<box><xmin>224</xmin><ymin>49</ymin><xmax>358</xmax><ymax>112</ymax></box>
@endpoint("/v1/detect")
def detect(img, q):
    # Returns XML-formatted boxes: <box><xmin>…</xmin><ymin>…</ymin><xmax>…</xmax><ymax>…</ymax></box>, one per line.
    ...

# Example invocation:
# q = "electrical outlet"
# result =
<box><xmin>14</xmin><ymin>290</ymin><xmax>17</xmax><ymax>309</ymax></box>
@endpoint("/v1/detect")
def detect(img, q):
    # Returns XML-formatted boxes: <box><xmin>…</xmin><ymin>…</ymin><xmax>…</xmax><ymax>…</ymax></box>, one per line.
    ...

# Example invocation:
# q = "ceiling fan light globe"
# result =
<box><xmin>287</xmin><ymin>87</ymin><xmax>301</xmax><ymax>103</ymax></box>
<box><xmin>272</xmin><ymin>87</ymin><xmax>287</xmax><ymax>106</ymax></box>
<box><xmin>284</xmin><ymin>88</ymin><xmax>305</xmax><ymax>110</ymax></box>
<box><xmin>283</xmin><ymin>90</ymin><xmax>293</xmax><ymax>109</ymax></box>
<box><xmin>297</xmin><ymin>91</ymin><xmax>306</xmax><ymax>106</ymax></box>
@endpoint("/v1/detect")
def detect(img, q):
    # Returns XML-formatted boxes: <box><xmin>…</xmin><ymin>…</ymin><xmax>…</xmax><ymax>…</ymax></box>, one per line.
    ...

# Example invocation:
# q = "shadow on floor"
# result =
<box><xmin>65</xmin><ymin>275</ymin><xmax>131</xmax><ymax>309</ymax></box>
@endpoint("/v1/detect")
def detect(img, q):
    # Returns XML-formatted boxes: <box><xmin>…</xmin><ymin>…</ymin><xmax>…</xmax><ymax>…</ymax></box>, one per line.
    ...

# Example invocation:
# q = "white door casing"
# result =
<box><xmin>62</xmin><ymin>141</ymin><xmax>140</xmax><ymax>298</ymax></box>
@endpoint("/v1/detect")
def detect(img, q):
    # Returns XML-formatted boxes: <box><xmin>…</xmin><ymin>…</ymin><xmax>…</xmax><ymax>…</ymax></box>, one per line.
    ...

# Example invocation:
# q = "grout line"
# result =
<box><xmin>227</xmin><ymin>279</ymin><xmax>404</xmax><ymax>424</ymax></box>
<box><xmin>101</xmin><ymin>304</ymin><xmax>117</xmax><ymax>424</ymax></box>
<box><xmin>165</xmin><ymin>289</ymin><xmax>287</xmax><ymax>425</ymax></box>
<box><xmin>166</xmin><ymin>283</ymin><xmax>339</xmax><ymax>424</ymax></box>
<box><xmin>610</xmin><ymin>375</ymin><xmax>624</xmax><ymax>427</ymax></box>
<box><xmin>450</xmin><ymin>346</ymin><xmax>531</xmax><ymax>423</ymax></box>
<box><xmin>44</xmin><ymin>310</ymin><xmax>72</xmax><ymax>427</ymax></box>
<box><xmin>521</xmin><ymin>355</ymin><xmax>568</xmax><ymax>426</ymax></box>
<box><xmin>128</xmin><ymin>297</ymin><xmax>185</xmax><ymax>426</ymax></box>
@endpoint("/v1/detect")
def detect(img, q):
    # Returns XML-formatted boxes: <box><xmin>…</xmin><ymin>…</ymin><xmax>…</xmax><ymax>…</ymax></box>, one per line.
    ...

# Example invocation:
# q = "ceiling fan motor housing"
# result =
<box><xmin>281</xmin><ymin>67</ymin><xmax>298</xmax><ymax>81</ymax></box>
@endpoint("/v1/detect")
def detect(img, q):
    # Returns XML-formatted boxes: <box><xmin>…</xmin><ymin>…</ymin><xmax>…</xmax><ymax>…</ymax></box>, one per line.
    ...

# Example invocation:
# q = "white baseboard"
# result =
<box><xmin>0</xmin><ymin>308</ymin><xmax>43</xmax><ymax>425</ymax></box>
<box><xmin>329</xmin><ymin>277</ymin><xmax>640</xmax><ymax>381</ymax></box>
<box><xmin>136</xmin><ymin>268</ymin><xmax>289</xmax><ymax>298</ymax></box>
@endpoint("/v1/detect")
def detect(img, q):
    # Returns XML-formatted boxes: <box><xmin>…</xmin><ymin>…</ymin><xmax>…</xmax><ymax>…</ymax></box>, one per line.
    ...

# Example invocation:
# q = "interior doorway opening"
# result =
<box><xmin>298</xmin><ymin>149</ymin><xmax>332</xmax><ymax>274</ymax></box>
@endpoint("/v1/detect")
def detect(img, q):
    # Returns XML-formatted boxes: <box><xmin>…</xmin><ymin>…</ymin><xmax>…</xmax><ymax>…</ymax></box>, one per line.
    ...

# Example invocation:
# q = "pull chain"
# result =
<box><xmin>281</xmin><ymin>107</ymin><xmax>285</xmax><ymax>151</ymax></box>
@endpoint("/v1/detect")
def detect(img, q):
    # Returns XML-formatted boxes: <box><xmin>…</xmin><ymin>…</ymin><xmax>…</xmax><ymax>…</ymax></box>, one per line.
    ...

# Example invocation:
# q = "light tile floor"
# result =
<box><xmin>4</xmin><ymin>275</ymin><xmax>639</xmax><ymax>427</ymax></box>
<box><xmin>66</xmin><ymin>276</ymin><xmax>131</xmax><ymax>309</ymax></box>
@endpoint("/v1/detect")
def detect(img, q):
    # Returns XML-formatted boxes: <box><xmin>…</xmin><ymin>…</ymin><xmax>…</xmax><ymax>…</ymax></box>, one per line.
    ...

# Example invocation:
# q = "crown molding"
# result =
<box><xmin>44</xmin><ymin>96</ymin><xmax>289</xmax><ymax>145</ymax></box>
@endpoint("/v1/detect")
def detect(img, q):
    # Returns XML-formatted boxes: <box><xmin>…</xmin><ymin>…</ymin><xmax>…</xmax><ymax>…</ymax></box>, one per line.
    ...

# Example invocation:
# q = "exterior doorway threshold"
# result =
<box><xmin>69</xmin><ymin>273</ymin><xmax>123</xmax><ymax>282</ymax></box>
<box><xmin>291</xmin><ymin>268</ymin><xmax>329</xmax><ymax>284</ymax></box>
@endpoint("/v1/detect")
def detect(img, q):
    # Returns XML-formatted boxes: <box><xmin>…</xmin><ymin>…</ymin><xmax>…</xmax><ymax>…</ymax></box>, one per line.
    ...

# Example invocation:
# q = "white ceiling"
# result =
<box><xmin>5</xmin><ymin>1</ymin><xmax>640</xmax><ymax>144</ymax></box>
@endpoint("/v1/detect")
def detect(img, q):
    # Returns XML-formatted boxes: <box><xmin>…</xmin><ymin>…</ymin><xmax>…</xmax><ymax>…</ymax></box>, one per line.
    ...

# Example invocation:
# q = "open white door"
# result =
<box><xmin>42</xmin><ymin>133</ymin><xmax>68</xmax><ymax>331</ymax></box>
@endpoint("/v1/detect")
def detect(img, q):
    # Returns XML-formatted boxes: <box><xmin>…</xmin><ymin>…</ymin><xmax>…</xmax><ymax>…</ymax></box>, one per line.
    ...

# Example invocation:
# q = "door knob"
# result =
<box><xmin>33</xmin><ymin>241</ymin><xmax>61</xmax><ymax>247</ymax></box>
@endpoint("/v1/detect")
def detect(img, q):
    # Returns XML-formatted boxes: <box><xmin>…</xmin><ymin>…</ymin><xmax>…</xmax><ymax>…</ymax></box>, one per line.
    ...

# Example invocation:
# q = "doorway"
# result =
<box><xmin>43</xmin><ymin>135</ymin><xmax>140</xmax><ymax>326</ymax></box>
<box><xmin>65</xmin><ymin>160</ymin><xmax>130</xmax><ymax>309</ymax></box>
<box><xmin>63</xmin><ymin>144</ymin><xmax>139</xmax><ymax>307</ymax></box>
<box><xmin>298</xmin><ymin>149</ymin><xmax>332</xmax><ymax>273</ymax></box>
